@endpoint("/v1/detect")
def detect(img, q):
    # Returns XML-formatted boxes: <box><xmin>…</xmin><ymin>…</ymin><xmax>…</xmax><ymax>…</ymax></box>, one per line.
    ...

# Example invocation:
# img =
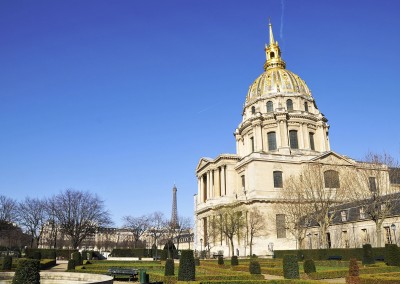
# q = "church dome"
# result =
<box><xmin>245</xmin><ymin>68</ymin><xmax>312</xmax><ymax>104</ymax></box>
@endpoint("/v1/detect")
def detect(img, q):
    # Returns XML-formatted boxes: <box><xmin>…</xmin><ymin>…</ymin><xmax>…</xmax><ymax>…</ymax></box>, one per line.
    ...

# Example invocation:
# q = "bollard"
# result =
<box><xmin>140</xmin><ymin>269</ymin><xmax>148</xmax><ymax>284</ymax></box>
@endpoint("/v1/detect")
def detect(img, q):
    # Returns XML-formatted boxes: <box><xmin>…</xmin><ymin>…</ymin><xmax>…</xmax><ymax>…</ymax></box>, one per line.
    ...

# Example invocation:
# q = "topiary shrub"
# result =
<box><xmin>283</xmin><ymin>254</ymin><xmax>300</xmax><ymax>279</ymax></box>
<box><xmin>67</xmin><ymin>259</ymin><xmax>76</xmax><ymax>270</ymax></box>
<box><xmin>249</xmin><ymin>260</ymin><xmax>261</xmax><ymax>274</ymax></box>
<box><xmin>81</xmin><ymin>251</ymin><xmax>88</xmax><ymax>261</ymax></box>
<box><xmin>218</xmin><ymin>256</ymin><xmax>224</xmax><ymax>265</ymax></box>
<box><xmin>12</xmin><ymin>259</ymin><xmax>40</xmax><ymax>284</ymax></box>
<box><xmin>164</xmin><ymin>258</ymin><xmax>175</xmax><ymax>276</ymax></box>
<box><xmin>49</xmin><ymin>250</ymin><xmax>56</xmax><ymax>260</ymax></box>
<box><xmin>303</xmin><ymin>259</ymin><xmax>316</xmax><ymax>274</ymax></box>
<box><xmin>32</xmin><ymin>251</ymin><xmax>41</xmax><ymax>260</ymax></box>
<box><xmin>231</xmin><ymin>255</ymin><xmax>239</xmax><ymax>266</ymax></box>
<box><xmin>71</xmin><ymin>251</ymin><xmax>82</xmax><ymax>266</ymax></box>
<box><xmin>178</xmin><ymin>250</ymin><xmax>195</xmax><ymax>281</ymax></box>
<box><xmin>362</xmin><ymin>244</ymin><xmax>375</xmax><ymax>265</ymax></box>
<box><xmin>385</xmin><ymin>244</ymin><xmax>400</xmax><ymax>266</ymax></box>
<box><xmin>345</xmin><ymin>258</ymin><xmax>360</xmax><ymax>284</ymax></box>
<box><xmin>2</xmin><ymin>255</ymin><xmax>12</xmax><ymax>270</ymax></box>
<box><xmin>194</xmin><ymin>257</ymin><xmax>200</xmax><ymax>266</ymax></box>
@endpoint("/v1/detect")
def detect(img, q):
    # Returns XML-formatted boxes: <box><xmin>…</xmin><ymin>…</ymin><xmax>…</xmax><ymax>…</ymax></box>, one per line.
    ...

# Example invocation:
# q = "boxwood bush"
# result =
<box><xmin>249</xmin><ymin>260</ymin><xmax>261</xmax><ymax>274</ymax></box>
<box><xmin>231</xmin><ymin>255</ymin><xmax>239</xmax><ymax>266</ymax></box>
<box><xmin>67</xmin><ymin>259</ymin><xmax>75</xmax><ymax>270</ymax></box>
<box><xmin>385</xmin><ymin>244</ymin><xmax>400</xmax><ymax>266</ymax></box>
<box><xmin>218</xmin><ymin>256</ymin><xmax>224</xmax><ymax>265</ymax></box>
<box><xmin>363</xmin><ymin>244</ymin><xmax>375</xmax><ymax>265</ymax></box>
<box><xmin>71</xmin><ymin>251</ymin><xmax>82</xmax><ymax>266</ymax></box>
<box><xmin>178</xmin><ymin>250</ymin><xmax>195</xmax><ymax>281</ymax></box>
<box><xmin>2</xmin><ymin>255</ymin><xmax>12</xmax><ymax>270</ymax></box>
<box><xmin>164</xmin><ymin>258</ymin><xmax>174</xmax><ymax>276</ymax></box>
<box><xmin>12</xmin><ymin>259</ymin><xmax>40</xmax><ymax>284</ymax></box>
<box><xmin>283</xmin><ymin>255</ymin><xmax>299</xmax><ymax>279</ymax></box>
<box><xmin>303</xmin><ymin>259</ymin><xmax>316</xmax><ymax>274</ymax></box>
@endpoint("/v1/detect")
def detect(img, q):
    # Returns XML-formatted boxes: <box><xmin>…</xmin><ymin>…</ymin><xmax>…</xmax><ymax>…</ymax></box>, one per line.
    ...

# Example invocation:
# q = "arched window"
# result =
<box><xmin>289</xmin><ymin>130</ymin><xmax>298</xmax><ymax>149</ymax></box>
<box><xmin>251</xmin><ymin>106</ymin><xmax>255</xmax><ymax>114</ymax></box>
<box><xmin>286</xmin><ymin>99</ymin><xmax>293</xmax><ymax>111</ymax></box>
<box><xmin>309</xmin><ymin>132</ymin><xmax>315</xmax><ymax>150</ymax></box>
<box><xmin>266</xmin><ymin>101</ymin><xmax>274</xmax><ymax>113</ymax></box>
<box><xmin>324</xmin><ymin>170</ymin><xmax>340</xmax><ymax>188</ymax></box>
<box><xmin>270</xmin><ymin>52</ymin><xmax>275</xmax><ymax>58</ymax></box>
<box><xmin>267</xmin><ymin>132</ymin><xmax>277</xmax><ymax>151</ymax></box>
<box><xmin>273</xmin><ymin>171</ymin><xmax>283</xmax><ymax>188</ymax></box>
<box><xmin>304</xmin><ymin>102</ymin><xmax>309</xmax><ymax>112</ymax></box>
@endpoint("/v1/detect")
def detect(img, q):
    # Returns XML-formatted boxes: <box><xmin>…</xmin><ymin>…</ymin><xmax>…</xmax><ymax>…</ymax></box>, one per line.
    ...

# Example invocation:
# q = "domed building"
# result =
<box><xmin>194</xmin><ymin>22</ymin><xmax>399</xmax><ymax>256</ymax></box>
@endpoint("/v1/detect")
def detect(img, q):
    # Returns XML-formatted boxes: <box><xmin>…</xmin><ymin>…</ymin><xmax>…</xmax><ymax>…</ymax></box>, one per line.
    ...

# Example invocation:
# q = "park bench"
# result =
<box><xmin>375</xmin><ymin>255</ymin><xmax>385</xmax><ymax>261</ymax></box>
<box><xmin>107</xmin><ymin>267</ymin><xmax>138</xmax><ymax>281</ymax></box>
<box><xmin>327</xmin><ymin>256</ymin><xmax>342</xmax><ymax>261</ymax></box>
<box><xmin>212</xmin><ymin>253</ymin><xmax>223</xmax><ymax>259</ymax></box>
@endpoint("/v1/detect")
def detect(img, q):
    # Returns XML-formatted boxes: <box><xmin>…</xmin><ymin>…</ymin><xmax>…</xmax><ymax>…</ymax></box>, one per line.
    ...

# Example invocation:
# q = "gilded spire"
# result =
<box><xmin>264</xmin><ymin>20</ymin><xmax>286</xmax><ymax>71</ymax></box>
<box><xmin>269</xmin><ymin>18</ymin><xmax>275</xmax><ymax>45</ymax></box>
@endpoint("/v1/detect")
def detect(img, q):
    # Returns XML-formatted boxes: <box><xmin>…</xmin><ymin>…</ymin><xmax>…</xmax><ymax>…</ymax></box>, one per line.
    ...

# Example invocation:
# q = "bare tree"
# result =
<box><xmin>147</xmin><ymin>211</ymin><xmax>166</xmax><ymax>257</ymax></box>
<box><xmin>348</xmin><ymin>152</ymin><xmax>400</xmax><ymax>247</ymax></box>
<box><xmin>212</xmin><ymin>206</ymin><xmax>245</xmax><ymax>257</ymax></box>
<box><xmin>174</xmin><ymin>216</ymin><xmax>192</xmax><ymax>250</ymax></box>
<box><xmin>276</xmin><ymin>174</ymin><xmax>314</xmax><ymax>249</ymax></box>
<box><xmin>17</xmin><ymin>197</ymin><xmax>48</xmax><ymax>248</ymax></box>
<box><xmin>50</xmin><ymin>189</ymin><xmax>112</xmax><ymax>248</ymax></box>
<box><xmin>246</xmin><ymin>208</ymin><xmax>265</xmax><ymax>255</ymax></box>
<box><xmin>122</xmin><ymin>214</ymin><xmax>149</xmax><ymax>248</ymax></box>
<box><xmin>0</xmin><ymin>195</ymin><xmax>18</xmax><ymax>223</ymax></box>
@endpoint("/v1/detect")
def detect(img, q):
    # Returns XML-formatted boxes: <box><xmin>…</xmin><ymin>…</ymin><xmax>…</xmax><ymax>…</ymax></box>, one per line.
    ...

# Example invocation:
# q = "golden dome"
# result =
<box><xmin>245</xmin><ymin>21</ymin><xmax>312</xmax><ymax>105</ymax></box>
<box><xmin>245</xmin><ymin>68</ymin><xmax>312</xmax><ymax>104</ymax></box>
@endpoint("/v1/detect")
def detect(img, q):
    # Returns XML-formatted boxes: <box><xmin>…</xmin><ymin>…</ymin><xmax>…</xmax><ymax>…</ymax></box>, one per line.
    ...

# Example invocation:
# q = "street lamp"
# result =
<box><xmin>391</xmin><ymin>224</ymin><xmax>397</xmax><ymax>245</ymax></box>
<box><xmin>200</xmin><ymin>238</ymin><xmax>203</xmax><ymax>258</ymax></box>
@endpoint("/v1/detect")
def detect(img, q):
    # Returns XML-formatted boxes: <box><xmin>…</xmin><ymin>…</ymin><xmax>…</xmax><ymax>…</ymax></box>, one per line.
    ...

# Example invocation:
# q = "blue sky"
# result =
<box><xmin>1</xmin><ymin>0</ymin><xmax>399</xmax><ymax>226</ymax></box>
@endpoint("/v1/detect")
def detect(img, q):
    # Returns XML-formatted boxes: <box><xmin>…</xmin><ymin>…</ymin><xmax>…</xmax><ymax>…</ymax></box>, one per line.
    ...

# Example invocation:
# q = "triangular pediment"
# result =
<box><xmin>311</xmin><ymin>151</ymin><xmax>355</xmax><ymax>166</ymax></box>
<box><xmin>196</xmin><ymin>157</ymin><xmax>212</xmax><ymax>172</ymax></box>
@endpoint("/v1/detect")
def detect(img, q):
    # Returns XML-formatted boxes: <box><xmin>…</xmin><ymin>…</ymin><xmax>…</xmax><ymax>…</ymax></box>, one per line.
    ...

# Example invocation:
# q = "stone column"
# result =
<box><xmin>210</xmin><ymin>170</ymin><xmax>214</xmax><ymax>198</ymax></box>
<box><xmin>215</xmin><ymin>168</ymin><xmax>221</xmax><ymax>197</ymax></box>
<box><xmin>221</xmin><ymin>166</ymin><xmax>226</xmax><ymax>196</ymax></box>
<box><xmin>254</xmin><ymin>121</ymin><xmax>263</xmax><ymax>152</ymax></box>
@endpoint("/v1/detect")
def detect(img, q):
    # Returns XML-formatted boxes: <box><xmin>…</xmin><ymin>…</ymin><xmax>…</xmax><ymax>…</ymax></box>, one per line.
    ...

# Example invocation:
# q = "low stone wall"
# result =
<box><xmin>0</xmin><ymin>272</ymin><xmax>113</xmax><ymax>284</ymax></box>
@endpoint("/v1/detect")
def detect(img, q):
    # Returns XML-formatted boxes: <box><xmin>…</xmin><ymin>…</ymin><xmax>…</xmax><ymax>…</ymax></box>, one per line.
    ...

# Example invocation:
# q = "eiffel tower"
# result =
<box><xmin>170</xmin><ymin>184</ymin><xmax>178</xmax><ymax>229</ymax></box>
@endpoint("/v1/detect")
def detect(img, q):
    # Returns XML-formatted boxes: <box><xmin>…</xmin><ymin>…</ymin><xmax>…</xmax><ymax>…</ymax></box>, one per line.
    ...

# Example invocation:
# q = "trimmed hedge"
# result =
<box><xmin>200</xmin><ymin>280</ymin><xmax>330</xmax><ymax>284</ymax></box>
<box><xmin>218</xmin><ymin>256</ymin><xmax>224</xmax><ymax>265</ymax></box>
<box><xmin>40</xmin><ymin>259</ymin><xmax>57</xmax><ymax>270</ymax></box>
<box><xmin>303</xmin><ymin>259</ymin><xmax>316</xmax><ymax>274</ymax></box>
<box><xmin>12</xmin><ymin>259</ymin><xmax>40</xmax><ymax>284</ymax></box>
<box><xmin>67</xmin><ymin>259</ymin><xmax>76</xmax><ymax>270</ymax></box>
<box><xmin>25</xmin><ymin>249</ymin><xmax>78</xmax><ymax>259</ymax></box>
<box><xmin>360</xmin><ymin>272</ymin><xmax>400</xmax><ymax>284</ymax></box>
<box><xmin>274</xmin><ymin>248</ymin><xmax>386</xmax><ymax>261</ymax></box>
<box><xmin>283</xmin><ymin>255</ymin><xmax>299</xmax><ymax>279</ymax></box>
<box><xmin>2</xmin><ymin>255</ymin><xmax>12</xmax><ymax>270</ymax></box>
<box><xmin>362</xmin><ymin>244</ymin><xmax>375</xmax><ymax>265</ymax></box>
<box><xmin>32</xmin><ymin>251</ymin><xmax>41</xmax><ymax>260</ymax></box>
<box><xmin>231</xmin><ymin>256</ymin><xmax>239</xmax><ymax>266</ymax></box>
<box><xmin>165</xmin><ymin>258</ymin><xmax>174</xmax><ymax>276</ymax></box>
<box><xmin>178</xmin><ymin>250</ymin><xmax>195</xmax><ymax>281</ymax></box>
<box><xmin>385</xmin><ymin>244</ymin><xmax>400</xmax><ymax>266</ymax></box>
<box><xmin>110</xmin><ymin>248</ymin><xmax>159</xmax><ymax>258</ymax></box>
<box><xmin>72</xmin><ymin>252</ymin><xmax>82</xmax><ymax>266</ymax></box>
<box><xmin>249</xmin><ymin>260</ymin><xmax>261</xmax><ymax>274</ymax></box>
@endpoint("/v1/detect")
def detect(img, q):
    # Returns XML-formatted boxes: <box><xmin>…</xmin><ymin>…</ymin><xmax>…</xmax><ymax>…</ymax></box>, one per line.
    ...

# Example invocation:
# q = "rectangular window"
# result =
<box><xmin>273</xmin><ymin>171</ymin><xmax>283</xmax><ymax>188</ymax></box>
<box><xmin>369</xmin><ymin>177</ymin><xmax>377</xmax><ymax>192</ymax></box>
<box><xmin>384</xmin><ymin>226</ymin><xmax>392</xmax><ymax>244</ymax></box>
<box><xmin>289</xmin><ymin>130</ymin><xmax>299</xmax><ymax>149</ymax></box>
<box><xmin>276</xmin><ymin>214</ymin><xmax>286</xmax><ymax>238</ymax></box>
<box><xmin>309</xmin><ymin>132</ymin><xmax>315</xmax><ymax>150</ymax></box>
<box><xmin>250</xmin><ymin>137</ymin><xmax>254</xmax><ymax>152</ymax></box>
<box><xmin>342</xmin><ymin>231</ymin><xmax>349</xmax><ymax>248</ymax></box>
<box><xmin>241</xmin><ymin>175</ymin><xmax>245</xmax><ymax>191</ymax></box>
<box><xmin>361</xmin><ymin>229</ymin><xmax>369</xmax><ymax>244</ymax></box>
<box><xmin>267</xmin><ymin>132</ymin><xmax>277</xmax><ymax>151</ymax></box>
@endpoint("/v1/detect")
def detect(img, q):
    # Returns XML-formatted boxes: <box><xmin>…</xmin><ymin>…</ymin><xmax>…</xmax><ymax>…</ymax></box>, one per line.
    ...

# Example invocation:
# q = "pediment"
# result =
<box><xmin>196</xmin><ymin>157</ymin><xmax>212</xmax><ymax>172</ymax></box>
<box><xmin>311</xmin><ymin>151</ymin><xmax>355</xmax><ymax>166</ymax></box>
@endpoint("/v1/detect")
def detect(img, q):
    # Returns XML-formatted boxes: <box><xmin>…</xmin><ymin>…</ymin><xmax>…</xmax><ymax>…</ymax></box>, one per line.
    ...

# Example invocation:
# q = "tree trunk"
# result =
<box><xmin>228</xmin><ymin>237</ymin><xmax>235</xmax><ymax>257</ymax></box>
<box><xmin>249</xmin><ymin>236</ymin><xmax>253</xmax><ymax>256</ymax></box>
<box><xmin>376</xmin><ymin>222</ymin><xmax>382</xmax><ymax>247</ymax></box>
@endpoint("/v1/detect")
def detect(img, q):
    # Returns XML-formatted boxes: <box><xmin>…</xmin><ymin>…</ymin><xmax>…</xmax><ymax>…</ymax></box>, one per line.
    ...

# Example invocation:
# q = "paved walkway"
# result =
<box><xmin>48</xmin><ymin>261</ymin><xmax>68</xmax><ymax>272</ymax></box>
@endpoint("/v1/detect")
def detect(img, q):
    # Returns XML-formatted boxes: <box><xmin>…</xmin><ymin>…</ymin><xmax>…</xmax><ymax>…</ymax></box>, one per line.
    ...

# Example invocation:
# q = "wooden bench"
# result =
<box><xmin>327</xmin><ymin>256</ymin><xmax>342</xmax><ymax>261</ymax></box>
<box><xmin>107</xmin><ymin>267</ymin><xmax>138</xmax><ymax>281</ymax></box>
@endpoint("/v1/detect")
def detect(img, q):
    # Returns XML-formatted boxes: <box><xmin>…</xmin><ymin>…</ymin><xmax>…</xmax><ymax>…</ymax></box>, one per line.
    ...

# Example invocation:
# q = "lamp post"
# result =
<box><xmin>200</xmin><ymin>238</ymin><xmax>203</xmax><ymax>258</ymax></box>
<box><xmin>307</xmin><ymin>233</ymin><xmax>312</xmax><ymax>249</ymax></box>
<box><xmin>391</xmin><ymin>224</ymin><xmax>397</xmax><ymax>245</ymax></box>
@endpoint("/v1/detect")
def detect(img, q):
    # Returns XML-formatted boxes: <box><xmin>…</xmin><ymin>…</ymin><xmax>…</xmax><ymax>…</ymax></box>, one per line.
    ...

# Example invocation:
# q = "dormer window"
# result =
<box><xmin>286</xmin><ymin>99</ymin><xmax>293</xmax><ymax>111</ymax></box>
